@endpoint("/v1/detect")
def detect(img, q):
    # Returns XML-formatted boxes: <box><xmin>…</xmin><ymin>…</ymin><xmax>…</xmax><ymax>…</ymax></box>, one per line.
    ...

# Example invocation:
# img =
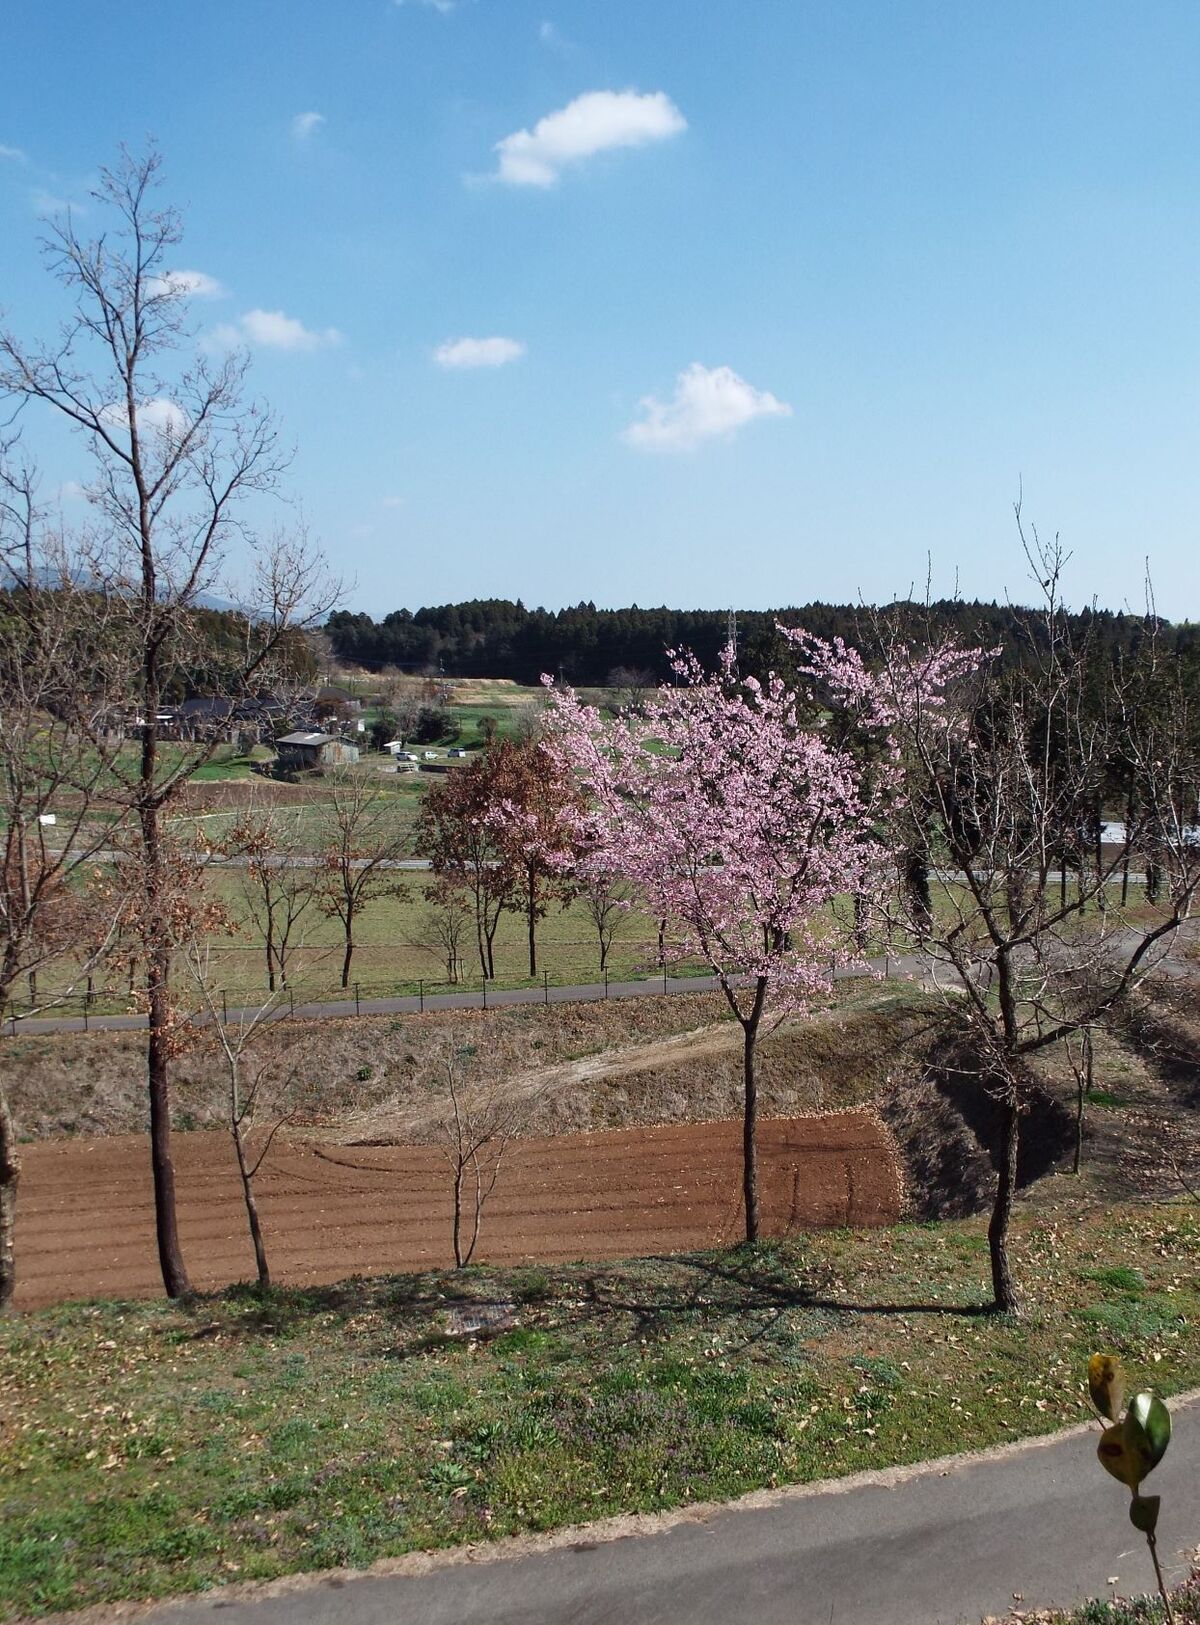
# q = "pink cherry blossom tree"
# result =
<box><xmin>543</xmin><ymin>646</ymin><xmax>884</xmax><ymax>1242</ymax></box>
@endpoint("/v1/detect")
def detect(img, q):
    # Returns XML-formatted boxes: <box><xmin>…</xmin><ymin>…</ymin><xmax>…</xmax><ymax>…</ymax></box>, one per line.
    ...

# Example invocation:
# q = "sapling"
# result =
<box><xmin>1089</xmin><ymin>1352</ymin><xmax>1175</xmax><ymax>1621</ymax></box>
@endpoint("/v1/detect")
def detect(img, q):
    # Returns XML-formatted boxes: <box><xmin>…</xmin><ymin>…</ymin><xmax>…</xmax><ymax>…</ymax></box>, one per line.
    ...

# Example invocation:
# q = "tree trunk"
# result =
<box><xmin>988</xmin><ymin>1088</ymin><xmax>1020</xmax><ymax>1313</ymax></box>
<box><xmin>233</xmin><ymin>1125</ymin><xmax>270</xmax><ymax>1291</ymax></box>
<box><xmin>1073</xmin><ymin>1027</ymin><xmax>1093</xmax><ymax>1176</ymax></box>
<box><xmin>1094</xmin><ymin>816</ymin><xmax>1106</xmax><ymax>915</ymax></box>
<box><xmin>1121</xmin><ymin>784</ymin><xmax>1135</xmax><ymax>907</ymax></box>
<box><xmin>743</xmin><ymin>1021</ymin><xmax>759</xmax><ymax>1242</ymax></box>
<box><xmin>903</xmin><ymin>849</ymin><xmax>933</xmax><ymax>938</ymax></box>
<box><xmin>527</xmin><ymin>870</ymin><xmax>537</xmax><ymax>977</ymax></box>
<box><xmin>0</xmin><ymin>1080</ymin><xmax>19</xmax><ymax>1313</ymax></box>
<box><xmin>452</xmin><ymin>1163</ymin><xmax>465</xmax><ymax>1267</ymax></box>
<box><xmin>1146</xmin><ymin>847</ymin><xmax>1161</xmax><ymax>905</ymax></box>
<box><xmin>740</xmin><ymin>978</ymin><xmax>768</xmax><ymax>1244</ymax></box>
<box><xmin>139</xmin><ymin>630</ymin><xmax>190</xmax><ymax>1299</ymax></box>
<box><xmin>598</xmin><ymin>935</ymin><xmax>609</xmax><ymax>973</ymax></box>
<box><xmin>147</xmin><ymin>949</ymin><xmax>191</xmax><ymax>1297</ymax></box>
<box><xmin>989</xmin><ymin>947</ymin><xmax>1022</xmax><ymax>1314</ymax></box>
<box><xmin>466</xmin><ymin>1152</ymin><xmax>484</xmax><ymax>1266</ymax></box>
<box><xmin>474</xmin><ymin>905</ymin><xmax>489</xmax><ymax>979</ymax></box>
<box><xmin>341</xmin><ymin>925</ymin><xmax>354</xmax><ymax>989</ymax></box>
<box><xmin>852</xmin><ymin>892</ymin><xmax>868</xmax><ymax>953</ymax></box>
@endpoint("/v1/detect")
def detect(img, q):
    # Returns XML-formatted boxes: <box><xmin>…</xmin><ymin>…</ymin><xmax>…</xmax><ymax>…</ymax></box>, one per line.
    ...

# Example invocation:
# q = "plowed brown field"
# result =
<box><xmin>14</xmin><ymin>1111</ymin><xmax>901</xmax><ymax>1309</ymax></box>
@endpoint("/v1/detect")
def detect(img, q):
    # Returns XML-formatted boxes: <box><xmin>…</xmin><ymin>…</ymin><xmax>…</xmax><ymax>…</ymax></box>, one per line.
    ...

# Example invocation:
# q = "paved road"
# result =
<box><xmin>127</xmin><ymin>1396</ymin><xmax>1200</xmax><ymax>1625</ymax></box>
<box><xmin>2</xmin><ymin>957</ymin><xmax>922</xmax><ymax>1035</ymax></box>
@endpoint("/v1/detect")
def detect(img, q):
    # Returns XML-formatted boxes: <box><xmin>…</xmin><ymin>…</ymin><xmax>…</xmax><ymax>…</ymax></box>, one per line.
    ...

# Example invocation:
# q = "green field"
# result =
<box><xmin>168</xmin><ymin>868</ymin><xmax>711</xmax><ymax>1005</ymax></box>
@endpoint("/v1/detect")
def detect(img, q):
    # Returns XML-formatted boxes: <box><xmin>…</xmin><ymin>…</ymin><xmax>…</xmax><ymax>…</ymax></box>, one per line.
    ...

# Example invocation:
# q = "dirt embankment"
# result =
<box><xmin>878</xmin><ymin>1039</ymin><xmax>1076</xmax><ymax>1220</ymax></box>
<box><xmin>5</xmin><ymin>992</ymin><xmax>741</xmax><ymax>1143</ymax></box>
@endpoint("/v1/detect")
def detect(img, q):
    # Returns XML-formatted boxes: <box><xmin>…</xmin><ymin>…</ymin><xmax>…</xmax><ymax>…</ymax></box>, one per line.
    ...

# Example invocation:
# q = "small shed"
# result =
<box><xmin>275</xmin><ymin>731</ymin><xmax>360</xmax><ymax>771</ymax></box>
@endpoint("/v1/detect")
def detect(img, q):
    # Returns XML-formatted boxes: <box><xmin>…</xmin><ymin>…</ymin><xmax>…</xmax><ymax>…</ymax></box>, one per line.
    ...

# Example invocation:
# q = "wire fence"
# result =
<box><xmin>2</xmin><ymin>948</ymin><xmax>903</xmax><ymax>1033</ymax></box>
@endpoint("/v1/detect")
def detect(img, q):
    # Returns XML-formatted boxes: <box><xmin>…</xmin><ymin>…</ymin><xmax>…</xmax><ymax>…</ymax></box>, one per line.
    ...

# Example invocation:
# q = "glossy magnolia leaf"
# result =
<box><xmin>1098</xmin><ymin>1423</ymin><xmax>1142</xmax><ymax>1490</ymax></box>
<box><xmin>1129</xmin><ymin>1494</ymin><xmax>1161</xmax><ymax>1534</ymax></box>
<box><xmin>1088</xmin><ymin>1354</ymin><xmax>1125</xmax><ymax>1423</ymax></box>
<box><xmin>1127</xmin><ymin>1392</ymin><xmax>1171</xmax><ymax>1475</ymax></box>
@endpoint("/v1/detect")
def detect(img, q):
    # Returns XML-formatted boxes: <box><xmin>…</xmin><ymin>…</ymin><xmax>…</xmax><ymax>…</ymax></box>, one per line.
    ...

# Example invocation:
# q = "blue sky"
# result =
<box><xmin>3</xmin><ymin>1</ymin><xmax>1199</xmax><ymax>618</ymax></box>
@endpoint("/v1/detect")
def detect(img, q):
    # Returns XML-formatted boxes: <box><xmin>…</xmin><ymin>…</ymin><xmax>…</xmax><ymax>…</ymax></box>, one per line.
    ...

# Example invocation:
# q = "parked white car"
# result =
<box><xmin>422</xmin><ymin>749</ymin><xmax>439</xmax><ymax>759</ymax></box>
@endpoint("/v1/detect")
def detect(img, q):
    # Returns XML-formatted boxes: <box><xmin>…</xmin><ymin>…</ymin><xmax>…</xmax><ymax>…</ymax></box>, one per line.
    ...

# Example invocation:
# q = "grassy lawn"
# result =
<box><xmin>197</xmin><ymin>868</ymin><xmax>710</xmax><ymax>1001</ymax></box>
<box><xmin>1</xmin><ymin>1200</ymin><xmax>1197</xmax><ymax>1618</ymax></box>
<box><xmin>27</xmin><ymin>867</ymin><xmax>716</xmax><ymax>1012</ymax></box>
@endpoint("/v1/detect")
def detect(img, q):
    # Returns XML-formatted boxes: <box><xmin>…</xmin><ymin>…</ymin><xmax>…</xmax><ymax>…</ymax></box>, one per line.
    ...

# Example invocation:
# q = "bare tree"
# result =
<box><xmin>316</xmin><ymin>772</ymin><xmax>408</xmax><ymax>987</ymax></box>
<box><xmin>803</xmin><ymin>518</ymin><xmax>1200</xmax><ymax>1312</ymax></box>
<box><xmin>1</xmin><ymin>148</ymin><xmax>338</xmax><ymax>1297</ymax></box>
<box><xmin>221</xmin><ymin>804</ymin><xmax>319</xmax><ymax>991</ymax></box>
<box><xmin>0</xmin><ymin>446</ymin><xmax>134</xmax><ymax>1310</ymax></box>
<box><xmin>605</xmin><ymin>665</ymin><xmax>656</xmax><ymax>716</ymax></box>
<box><xmin>578</xmin><ymin>868</ymin><xmax>633</xmax><ymax>973</ymax></box>
<box><xmin>433</xmin><ymin>1047</ymin><xmax>525</xmax><ymax>1268</ymax></box>
<box><xmin>510</xmin><ymin>700</ymin><xmax>547</xmax><ymax>745</ymax></box>
<box><xmin>181</xmin><ymin>948</ymin><xmax>306</xmax><ymax>1292</ymax></box>
<box><xmin>419</xmin><ymin>890</ymin><xmax>471</xmax><ymax>983</ymax></box>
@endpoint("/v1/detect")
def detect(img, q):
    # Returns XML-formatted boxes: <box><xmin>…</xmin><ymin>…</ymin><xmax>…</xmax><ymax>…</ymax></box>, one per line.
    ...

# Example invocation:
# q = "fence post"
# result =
<box><xmin>419</xmin><ymin>979</ymin><xmax>424</xmax><ymax>1012</ymax></box>
<box><xmin>543</xmin><ymin>970</ymin><xmax>549</xmax><ymax>1005</ymax></box>
<box><xmin>355</xmin><ymin>983</ymin><xmax>361</xmax><ymax>1017</ymax></box>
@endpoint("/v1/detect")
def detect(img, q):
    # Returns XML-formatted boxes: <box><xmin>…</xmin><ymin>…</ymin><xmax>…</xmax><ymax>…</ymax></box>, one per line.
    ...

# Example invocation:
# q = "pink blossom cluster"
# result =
<box><xmin>541</xmin><ymin>643</ymin><xmax>887</xmax><ymax>1014</ymax></box>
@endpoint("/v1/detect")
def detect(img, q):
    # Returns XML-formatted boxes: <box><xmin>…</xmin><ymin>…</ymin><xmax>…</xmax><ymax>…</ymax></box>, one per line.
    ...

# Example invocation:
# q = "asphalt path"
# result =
<box><xmin>3</xmin><ymin>958</ymin><xmax>922</xmax><ymax>1035</ymax></box>
<box><xmin>122</xmin><ymin>1394</ymin><xmax>1200</xmax><ymax>1625</ymax></box>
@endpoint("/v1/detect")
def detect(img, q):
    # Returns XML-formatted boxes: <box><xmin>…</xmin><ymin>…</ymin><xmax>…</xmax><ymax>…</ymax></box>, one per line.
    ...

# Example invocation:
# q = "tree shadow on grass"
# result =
<box><xmin>177</xmin><ymin>1242</ymin><xmax>996</xmax><ymax>1362</ymax></box>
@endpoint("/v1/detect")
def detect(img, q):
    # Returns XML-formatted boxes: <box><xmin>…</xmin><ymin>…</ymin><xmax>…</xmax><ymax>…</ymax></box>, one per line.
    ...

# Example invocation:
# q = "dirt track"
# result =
<box><xmin>14</xmin><ymin>1112</ymin><xmax>902</xmax><ymax>1309</ymax></box>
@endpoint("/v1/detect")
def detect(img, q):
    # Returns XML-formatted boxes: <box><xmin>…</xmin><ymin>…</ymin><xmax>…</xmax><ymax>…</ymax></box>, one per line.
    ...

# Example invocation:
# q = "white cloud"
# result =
<box><xmin>434</xmin><ymin>335</ymin><xmax>526</xmax><ymax>369</ymax></box>
<box><xmin>291</xmin><ymin>111</ymin><xmax>326</xmax><ymax>141</ymax></box>
<box><xmin>211</xmin><ymin>309</ymin><xmax>342</xmax><ymax>353</ymax></box>
<box><xmin>538</xmin><ymin>20</ymin><xmax>572</xmax><ymax>51</ymax></box>
<box><xmin>395</xmin><ymin>0</ymin><xmax>459</xmax><ymax>11</ymax></box>
<box><xmin>622</xmin><ymin>363</ymin><xmax>792</xmax><ymax>452</ymax></box>
<box><xmin>148</xmin><ymin>268</ymin><xmax>226</xmax><ymax>300</ymax></box>
<box><xmin>381</xmin><ymin>495</ymin><xmax>405</xmax><ymax>509</ymax></box>
<box><xmin>52</xmin><ymin>480</ymin><xmax>87</xmax><ymax>504</ymax></box>
<box><xmin>493</xmin><ymin>89</ymin><xmax>686</xmax><ymax>187</ymax></box>
<box><xmin>30</xmin><ymin>188</ymin><xmax>82</xmax><ymax>215</ymax></box>
<box><xmin>100</xmin><ymin>397</ymin><xmax>190</xmax><ymax>440</ymax></box>
<box><xmin>0</xmin><ymin>143</ymin><xmax>27</xmax><ymax>163</ymax></box>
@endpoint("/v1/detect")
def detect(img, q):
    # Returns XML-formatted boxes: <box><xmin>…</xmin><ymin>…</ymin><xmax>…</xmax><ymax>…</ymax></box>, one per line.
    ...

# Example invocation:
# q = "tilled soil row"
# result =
<box><xmin>14</xmin><ymin>1111</ymin><xmax>902</xmax><ymax>1309</ymax></box>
